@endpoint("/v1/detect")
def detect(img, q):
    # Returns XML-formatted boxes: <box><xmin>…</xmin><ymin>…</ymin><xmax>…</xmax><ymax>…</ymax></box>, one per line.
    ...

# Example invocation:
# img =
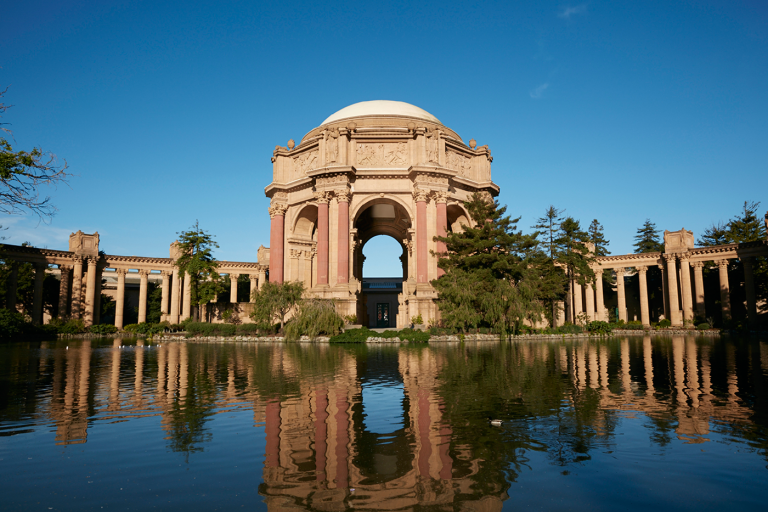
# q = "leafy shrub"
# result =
<box><xmin>49</xmin><ymin>317</ymin><xmax>87</xmax><ymax>334</ymax></box>
<box><xmin>697</xmin><ymin>323</ymin><xmax>711</xmax><ymax>331</ymax></box>
<box><xmin>330</xmin><ymin>327</ymin><xmax>374</xmax><ymax>343</ymax></box>
<box><xmin>586</xmin><ymin>321</ymin><xmax>612</xmax><ymax>335</ymax></box>
<box><xmin>658</xmin><ymin>319</ymin><xmax>672</xmax><ymax>328</ymax></box>
<box><xmin>479</xmin><ymin>327</ymin><xmax>490</xmax><ymax>335</ymax></box>
<box><xmin>397</xmin><ymin>328</ymin><xmax>430</xmax><ymax>343</ymax></box>
<box><xmin>0</xmin><ymin>310</ymin><xmax>56</xmax><ymax>341</ymax></box>
<box><xmin>344</xmin><ymin>314</ymin><xmax>358</xmax><ymax>325</ymax></box>
<box><xmin>89</xmin><ymin>323</ymin><xmax>118</xmax><ymax>335</ymax></box>
<box><xmin>169</xmin><ymin>324</ymin><xmax>182</xmax><ymax>332</ymax></box>
<box><xmin>184</xmin><ymin>322</ymin><xmax>237</xmax><ymax>337</ymax></box>
<box><xmin>236</xmin><ymin>324</ymin><xmax>261</xmax><ymax>334</ymax></box>
<box><xmin>411</xmin><ymin>314</ymin><xmax>424</xmax><ymax>325</ymax></box>
<box><xmin>284</xmin><ymin>299</ymin><xmax>345</xmax><ymax>341</ymax></box>
<box><xmin>124</xmin><ymin>323</ymin><xmax>139</xmax><ymax>333</ymax></box>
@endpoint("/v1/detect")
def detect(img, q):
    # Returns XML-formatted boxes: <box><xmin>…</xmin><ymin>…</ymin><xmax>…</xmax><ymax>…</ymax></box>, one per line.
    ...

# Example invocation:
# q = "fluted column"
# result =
<box><xmin>71</xmin><ymin>257</ymin><xmax>83</xmax><ymax>319</ymax></box>
<box><xmin>84</xmin><ymin>257</ymin><xmax>98</xmax><ymax>327</ymax></box>
<box><xmin>229</xmin><ymin>273</ymin><xmax>239</xmax><ymax>303</ymax></box>
<box><xmin>665</xmin><ymin>255</ymin><xmax>682</xmax><ymax>326</ymax></box>
<box><xmin>594</xmin><ymin>268</ymin><xmax>606</xmax><ymax>321</ymax></box>
<box><xmin>160</xmin><ymin>270</ymin><xmax>170</xmax><ymax>317</ymax></box>
<box><xmin>717</xmin><ymin>259</ymin><xmax>731</xmax><ymax>321</ymax></box>
<box><xmin>258</xmin><ymin>266</ymin><xmax>266</xmax><ymax>291</ymax></box>
<box><xmin>616</xmin><ymin>267</ymin><xmax>627</xmax><ymax>322</ymax></box>
<box><xmin>57</xmin><ymin>265</ymin><xmax>71</xmax><ymax>318</ymax></box>
<box><xmin>744</xmin><ymin>257</ymin><xmax>757</xmax><ymax>326</ymax></box>
<box><xmin>692</xmin><ymin>262</ymin><xmax>705</xmax><ymax>318</ymax></box>
<box><xmin>138</xmin><ymin>269</ymin><xmax>149</xmax><ymax>324</ymax></box>
<box><xmin>268</xmin><ymin>203</ymin><xmax>287</xmax><ymax>283</ymax></box>
<box><xmin>32</xmin><ymin>262</ymin><xmax>46</xmax><ymax>325</ymax></box>
<box><xmin>115</xmin><ymin>269</ymin><xmax>126</xmax><ymax>329</ymax></box>
<box><xmin>637</xmin><ymin>265</ymin><xmax>650</xmax><ymax>327</ymax></box>
<box><xmin>679</xmin><ymin>254</ymin><xmax>694</xmax><ymax>324</ymax></box>
<box><xmin>435</xmin><ymin>192</ymin><xmax>448</xmax><ymax>278</ymax></box>
<box><xmin>182</xmin><ymin>273</ymin><xmax>191</xmax><ymax>320</ymax></box>
<box><xmin>170</xmin><ymin>268</ymin><xmax>180</xmax><ymax>324</ymax></box>
<box><xmin>249</xmin><ymin>276</ymin><xmax>258</xmax><ymax>303</ymax></box>
<box><xmin>336</xmin><ymin>190</ymin><xmax>350</xmax><ymax>285</ymax></box>
<box><xmin>415</xmin><ymin>188</ymin><xmax>429</xmax><ymax>283</ymax></box>
<box><xmin>658</xmin><ymin>263</ymin><xmax>669</xmax><ymax>321</ymax></box>
<box><xmin>316</xmin><ymin>193</ymin><xmax>329</xmax><ymax>286</ymax></box>
<box><xmin>584</xmin><ymin>280</ymin><xmax>595</xmax><ymax>321</ymax></box>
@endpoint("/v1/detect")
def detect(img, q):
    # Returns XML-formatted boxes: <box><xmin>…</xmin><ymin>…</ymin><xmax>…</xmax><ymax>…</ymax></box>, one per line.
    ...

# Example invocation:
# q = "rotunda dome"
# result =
<box><xmin>321</xmin><ymin>100</ymin><xmax>441</xmax><ymax>125</ymax></box>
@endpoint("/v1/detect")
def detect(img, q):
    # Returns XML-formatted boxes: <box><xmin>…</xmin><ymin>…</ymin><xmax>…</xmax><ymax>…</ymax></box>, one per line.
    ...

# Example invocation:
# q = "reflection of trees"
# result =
<box><xmin>165</xmin><ymin>372</ymin><xmax>215</xmax><ymax>455</ymax></box>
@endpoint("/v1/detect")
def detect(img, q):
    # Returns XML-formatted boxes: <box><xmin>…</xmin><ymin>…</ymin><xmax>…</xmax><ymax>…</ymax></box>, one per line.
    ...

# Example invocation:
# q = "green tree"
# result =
<box><xmin>433</xmin><ymin>193</ymin><xmax>544</xmax><ymax>334</ymax></box>
<box><xmin>698</xmin><ymin>201</ymin><xmax>766</xmax><ymax>246</ymax></box>
<box><xmin>1</xmin><ymin>88</ymin><xmax>72</xmax><ymax>219</ymax></box>
<box><xmin>587</xmin><ymin>219</ymin><xmax>610</xmax><ymax>256</ymax></box>
<box><xmin>531</xmin><ymin>206</ymin><xmax>568</xmax><ymax>327</ymax></box>
<box><xmin>174</xmin><ymin>221</ymin><xmax>225</xmax><ymax>321</ymax></box>
<box><xmin>556</xmin><ymin>217</ymin><xmax>595</xmax><ymax>323</ymax></box>
<box><xmin>634</xmin><ymin>219</ymin><xmax>664</xmax><ymax>253</ymax></box>
<box><xmin>250</xmin><ymin>281</ymin><xmax>305</xmax><ymax>333</ymax></box>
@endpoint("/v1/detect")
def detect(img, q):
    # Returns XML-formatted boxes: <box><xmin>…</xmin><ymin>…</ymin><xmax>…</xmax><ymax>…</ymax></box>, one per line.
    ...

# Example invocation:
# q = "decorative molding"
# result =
<box><xmin>315</xmin><ymin>174</ymin><xmax>349</xmax><ymax>187</ymax></box>
<box><xmin>356</xmin><ymin>142</ymin><xmax>408</xmax><ymax>167</ymax></box>
<box><xmin>446</xmin><ymin>150</ymin><xmax>471</xmax><ymax>177</ymax></box>
<box><xmin>294</xmin><ymin>149</ymin><xmax>319</xmax><ymax>174</ymax></box>
<box><xmin>414</xmin><ymin>174</ymin><xmax>449</xmax><ymax>187</ymax></box>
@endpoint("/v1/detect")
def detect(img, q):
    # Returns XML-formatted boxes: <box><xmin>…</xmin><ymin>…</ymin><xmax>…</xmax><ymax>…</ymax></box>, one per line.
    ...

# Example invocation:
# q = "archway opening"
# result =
<box><xmin>360</xmin><ymin>235</ymin><xmax>404</xmax><ymax>329</ymax></box>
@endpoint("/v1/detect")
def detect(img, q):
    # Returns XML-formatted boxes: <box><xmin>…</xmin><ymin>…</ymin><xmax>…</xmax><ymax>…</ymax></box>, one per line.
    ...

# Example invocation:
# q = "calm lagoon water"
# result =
<box><xmin>1</xmin><ymin>336</ymin><xmax>767</xmax><ymax>511</ymax></box>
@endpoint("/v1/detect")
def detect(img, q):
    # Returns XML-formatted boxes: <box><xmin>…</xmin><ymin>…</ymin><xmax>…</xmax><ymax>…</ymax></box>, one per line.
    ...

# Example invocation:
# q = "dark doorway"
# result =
<box><xmin>376</xmin><ymin>303</ymin><xmax>390</xmax><ymax>328</ymax></box>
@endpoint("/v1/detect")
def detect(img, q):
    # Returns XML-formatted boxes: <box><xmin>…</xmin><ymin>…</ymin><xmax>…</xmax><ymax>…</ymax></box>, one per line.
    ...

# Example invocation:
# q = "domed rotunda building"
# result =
<box><xmin>264</xmin><ymin>100</ymin><xmax>499</xmax><ymax>327</ymax></box>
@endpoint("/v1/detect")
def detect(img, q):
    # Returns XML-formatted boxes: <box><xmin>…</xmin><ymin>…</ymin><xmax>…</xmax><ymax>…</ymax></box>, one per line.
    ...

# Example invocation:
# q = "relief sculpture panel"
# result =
<box><xmin>294</xmin><ymin>149</ymin><xmax>319</xmax><ymax>175</ymax></box>
<box><xmin>356</xmin><ymin>143</ymin><xmax>408</xmax><ymax>167</ymax></box>
<box><xmin>446</xmin><ymin>150</ymin><xmax>472</xmax><ymax>177</ymax></box>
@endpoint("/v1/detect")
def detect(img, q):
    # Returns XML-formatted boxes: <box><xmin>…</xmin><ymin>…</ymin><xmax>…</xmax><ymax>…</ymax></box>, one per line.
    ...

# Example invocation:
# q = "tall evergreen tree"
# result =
<box><xmin>175</xmin><ymin>221</ymin><xmax>225</xmax><ymax>321</ymax></box>
<box><xmin>556</xmin><ymin>217</ymin><xmax>595</xmax><ymax>323</ymax></box>
<box><xmin>433</xmin><ymin>193</ymin><xmax>545</xmax><ymax>334</ymax></box>
<box><xmin>587</xmin><ymin>219</ymin><xmax>610</xmax><ymax>256</ymax></box>
<box><xmin>634</xmin><ymin>219</ymin><xmax>664</xmax><ymax>253</ymax></box>
<box><xmin>531</xmin><ymin>206</ymin><xmax>567</xmax><ymax>327</ymax></box>
<box><xmin>532</xmin><ymin>206</ymin><xmax>564</xmax><ymax>259</ymax></box>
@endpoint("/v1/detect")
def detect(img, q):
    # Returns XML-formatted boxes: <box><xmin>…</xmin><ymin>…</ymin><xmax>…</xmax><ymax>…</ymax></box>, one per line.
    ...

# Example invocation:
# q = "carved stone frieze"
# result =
<box><xmin>414</xmin><ymin>174</ymin><xmax>449</xmax><ymax>187</ymax></box>
<box><xmin>356</xmin><ymin>142</ymin><xmax>408</xmax><ymax>167</ymax></box>
<box><xmin>315</xmin><ymin>174</ymin><xmax>349</xmax><ymax>187</ymax></box>
<box><xmin>446</xmin><ymin>150</ymin><xmax>471</xmax><ymax>177</ymax></box>
<box><xmin>294</xmin><ymin>149</ymin><xmax>319</xmax><ymax>174</ymax></box>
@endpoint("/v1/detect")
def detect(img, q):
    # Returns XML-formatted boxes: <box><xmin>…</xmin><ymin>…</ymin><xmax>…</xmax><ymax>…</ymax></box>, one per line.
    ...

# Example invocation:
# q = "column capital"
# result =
<box><xmin>229</xmin><ymin>273</ymin><xmax>240</xmax><ymax>280</ymax></box>
<box><xmin>72</xmin><ymin>255</ymin><xmax>84</xmax><ymax>265</ymax></box>
<box><xmin>691</xmin><ymin>261</ymin><xmax>704</xmax><ymax>270</ymax></box>
<box><xmin>334</xmin><ymin>188</ymin><xmax>351</xmax><ymax>203</ymax></box>
<box><xmin>269</xmin><ymin>203</ymin><xmax>288</xmax><ymax>218</ymax></box>
<box><xmin>289</xmin><ymin>249</ymin><xmax>301</xmax><ymax>259</ymax></box>
<box><xmin>314</xmin><ymin>191</ymin><xmax>331</xmax><ymax>204</ymax></box>
<box><xmin>636</xmin><ymin>265</ymin><xmax>648</xmax><ymax>273</ymax></box>
<box><xmin>615</xmin><ymin>267</ymin><xmax>626</xmax><ymax>276</ymax></box>
<box><xmin>717</xmin><ymin>258</ymin><xmax>729</xmax><ymax>269</ymax></box>
<box><xmin>664</xmin><ymin>254</ymin><xmax>677</xmax><ymax>263</ymax></box>
<box><xmin>678</xmin><ymin>253</ymin><xmax>690</xmax><ymax>262</ymax></box>
<box><xmin>160</xmin><ymin>270</ymin><xmax>172</xmax><ymax>277</ymax></box>
<box><xmin>115</xmin><ymin>268</ymin><xmax>128</xmax><ymax>276</ymax></box>
<box><xmin>657</xmin><ymin>263</ymin><xmax>665</xmax><ymax>272</ymax></box>
<box><xmin>249</xmin><ymin>275</ymin><xmax>258</xmax><ymax>282</ymax></box>
<box><xmin>138</xmin><ymin>269</ymin><xmax>150</xmax><ymax>277</ymax></box>
<box><xmin>412</xmin><ymin>187</ymin><xmax>429</xmax><ymax>203</ymax></box>
<box><xmin>58</xmin><ymin>263</ymin><xmax>72</xmax><ymax>273</ymax></box>
<box><xmin>433</xmin><ymin>190</ymin><xmax>449</xmax><ymax>204</ymax></box>
<box><xmin>86</xmin><ymin>256</ymin><xmax>99</xmax><ymax>266</ymax></box>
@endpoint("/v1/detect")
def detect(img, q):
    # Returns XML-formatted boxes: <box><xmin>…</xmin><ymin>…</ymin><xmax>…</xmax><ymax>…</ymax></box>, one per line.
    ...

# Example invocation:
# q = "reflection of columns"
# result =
<box><xmin>317</xmin><ymin>194</ymin><xmax>329</xmax><ymax>286</ymax></box>
<box><xmin>616</xmin><ymin>267</ymin><xmax>627</xmax><ymax>322</ymax></box>
<box><xmin>5</xmin><ymin>260</ymin><xmax>18</xmax><ymax>311</ymax></box>
<box><xmin>643</xmin><ymin>335</ymin><xmax>654</xmax><ymax>394</ymax></box>
<box><xmin>170</xmin><ymin>268</ymin><xmax>180</xmax><ymax>324</ymax></box>
<box><xmin>138</xmin><ymin>269</ymin><xmax>149</xmax><ymax>324</ymax></box>
<box><xmin>415</xmin><ymin>189</ymin><xmax>428</xmax><ymax>283</ymax></box>
<box><xmin>743</xmin><ymin>257</ymin><xmax>757</xmax><ymax>326</ymax></box>
<box><xmin>249</xmin><ymin>276</ymin><xmax>258</xmax><ymax>303</ymax></box>
<box><xmin>32</xmin><ymin>262</ymin><xmax>46</xmax><ymax>325</ymax></box>
<box><xmin>692</xmin><ymin>262</ymin><xmax>705</xmax><ymax>318</ymax></box>
<box><xmin>229</xmin><ymin>273</ymin><xmax>239</xmax><ymax>303</ymax></box>
<box><xmin>717</xmin><ymin>259</ymin><xmax>731</xmax><ymax>321</ymax></box>
<box><xmin>115</xmin><ymin>269</ymin><xmax>127</xmax><ymax>329</ymax></box>
<box><xmin>686</xmin><ymin>338</ymin><xmax>700</xmax><ymax>408</ymax></box>
<box><xmin>84</xmin><ymin>257</ymin><xmax>98</xmax><ymax>326</ymax></box>
<box><xmin>314</xmin><ymin>389</ymin><xmax>328</xmax><ymax>482</ymax></box>
<box><xmin>665</xmin><ymin>255</ymin><xmax>682</xmax><ymax>326</ymax></box>
<box><xmin>335</xmin><ymin>388</ymin><xmax>349</xmax><ymax>489</ymax></box>
<box><xmin>268</xmin><ymin>203</ymin><xmax>287</xmax><ymax>283</ymax></box>
<box><xmin>672</xmin><ymin>336</ymin><xmax>686</xmax><ymax>405</ymax></box>
<box><xmin>637</xmin><ymin>265</ymin><xmax>650</xmax><ymax>327</ymax></box>
<box><xmin>265</xmin><ymin>399</ymin><xmax>281</xmax><ymax>469</ymax></box>
<box><xmin>594</xmin><ymin>270</ymin><xmax>605</xmax><ymax>321</ymax></box>
<box><xmin>679</xmin><ymin>255</ymin><xmax>694</xmax><ymax>323</ymax></box>
<box><xmin>71</xmin><ymin>257</ymin><xmax>83</xmax><ymax>319</ymax></box>
<box><xmin>584</xmin><ymin>280</ymin><xmax>595</xmax><ymax>321</ymax></box>
<box><xmin>160</xmin><ymin>270</ymin><xmax>171</xmax><ymax>316</ymax></box>
<box><xmin>435</xmin><ymin>192</ymin><xmax>448</xmax><ymax>278</ymax></box>
<box><xmin>337</xmin><ymin>190</ymin><xmax>350</xmax><ymax>285</ymax></box>
<box><xmin>57</xmin><ymin>265</ymin><xmax>71</xmax><ymax>318</ymax></box>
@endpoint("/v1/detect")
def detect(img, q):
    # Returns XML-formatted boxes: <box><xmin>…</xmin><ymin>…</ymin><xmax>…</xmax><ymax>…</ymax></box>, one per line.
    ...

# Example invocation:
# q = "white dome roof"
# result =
<box><xmin>321</xmin><ymin>100</ymin><xmax>441</xmax><ymax>125</ymax></box>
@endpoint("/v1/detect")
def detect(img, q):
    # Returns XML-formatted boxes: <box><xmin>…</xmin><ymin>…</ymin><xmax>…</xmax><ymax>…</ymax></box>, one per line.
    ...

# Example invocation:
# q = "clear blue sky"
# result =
<box><xmin>2</xmin><ymin>1</ymin><xmax>766</xmax><ymax>276</ymax></box>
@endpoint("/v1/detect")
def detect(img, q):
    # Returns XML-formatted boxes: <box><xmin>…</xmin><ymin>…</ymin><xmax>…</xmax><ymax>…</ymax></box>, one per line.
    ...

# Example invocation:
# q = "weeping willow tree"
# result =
<box><xmin>284</xmin><ymin>298</ymin><xmax>344</xmax><ymax>341</ymax></box>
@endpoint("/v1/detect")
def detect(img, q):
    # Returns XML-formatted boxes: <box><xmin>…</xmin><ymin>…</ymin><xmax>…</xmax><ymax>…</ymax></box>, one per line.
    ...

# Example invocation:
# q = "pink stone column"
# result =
<box><xmin>336</xmin><ymin>191</ymin><xmax>350</xmax><ymax>285</ymax></box>
<box><xmin>435</xmin><ymin>193</ymin><xmax>448</xmax><ymax>277</ymax></box>
<box><xmin>415</xmin><ymin>189</ymin><xmax>428</xmax><ymax>283</ymax></box>
<box><xmin>317</xmin><ymin>194</ymin><xmax>330</xmax><ymax>286</ymax></box>
<box><xmin>616</xmin><ymin>268</ymin><xmax>627</xmax><ymax>322</ymax></box>
<box><xmin>269</xmin><ymin>204</ymin><xmax>286</xmax><ymax>283</ymax></box>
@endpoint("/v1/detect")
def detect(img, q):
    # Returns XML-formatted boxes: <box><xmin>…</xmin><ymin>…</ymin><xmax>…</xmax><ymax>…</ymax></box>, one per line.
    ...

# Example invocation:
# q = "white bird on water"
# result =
<box><xmin>489</xmin><ymin>418</ymin><xmax>503</xmax><ymax>427</ymax></box>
